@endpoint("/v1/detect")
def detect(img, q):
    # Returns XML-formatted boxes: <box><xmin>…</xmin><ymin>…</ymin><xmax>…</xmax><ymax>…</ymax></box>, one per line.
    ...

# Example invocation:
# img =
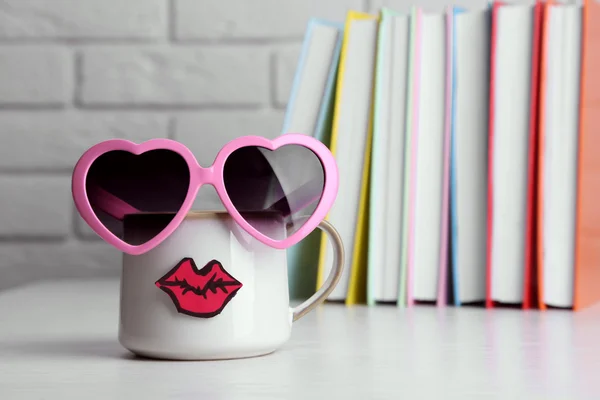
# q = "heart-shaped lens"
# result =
<box><xmin>223</xmin><ymin>144</ymin><xmax>325</xmax><ymax>241</ymax></box>
<box><xmin>85</xmin><ymin>149</ymin><xmax>190</xmax><ymax>245</ymax></box>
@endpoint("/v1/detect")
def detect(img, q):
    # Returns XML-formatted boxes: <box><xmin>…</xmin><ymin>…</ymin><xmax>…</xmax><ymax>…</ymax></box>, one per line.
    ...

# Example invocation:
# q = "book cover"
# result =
<box><xmin>281</xmin><ymin>18</ymin><xmax>343</xmax><ymax>300</ymax></box>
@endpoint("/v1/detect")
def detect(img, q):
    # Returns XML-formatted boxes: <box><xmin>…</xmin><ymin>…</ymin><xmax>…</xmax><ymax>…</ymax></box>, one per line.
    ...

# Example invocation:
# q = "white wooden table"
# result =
<box><xmin>0</xmin><ymin>280</ymin><xmax>598</xmax><ymax>399</ymax></box>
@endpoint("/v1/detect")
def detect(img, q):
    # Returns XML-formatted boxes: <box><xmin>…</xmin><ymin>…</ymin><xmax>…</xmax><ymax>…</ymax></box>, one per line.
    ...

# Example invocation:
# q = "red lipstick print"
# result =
<box><xmin>155</xmin><ymin>258</ymin><xmax>243</xmax><ymax>318</ymax></box>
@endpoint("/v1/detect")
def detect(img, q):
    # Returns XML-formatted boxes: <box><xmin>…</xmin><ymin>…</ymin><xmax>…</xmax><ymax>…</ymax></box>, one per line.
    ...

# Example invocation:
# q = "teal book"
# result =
<box><xmin>449</xmin><ymin>7</ymin><xmax>462</xmax><ymax>305</ymax></box>
<box><xmin>281</xmin><ymin>18</ymin><xmax>343</xmax><ymax>300</ymax></box>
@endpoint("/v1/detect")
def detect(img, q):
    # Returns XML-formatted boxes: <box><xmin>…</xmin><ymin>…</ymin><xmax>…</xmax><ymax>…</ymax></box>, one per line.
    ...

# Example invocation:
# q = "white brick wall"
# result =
<box><xmin>0</xmin><ymin>0</ymin><xmax>167</xmax><ymax>39</ymax></box>
<box><xmin>0</xmin><ymin>0</ymin><xmax>368</xmax><ymax>291</ymax></box>
<box><xmin>174</xmin><ymin>0</ymin><xmax>364</xmax><ymax>39</ymax></box>
<box><xmin>0</xmin><ymin>48</ymin><xmax>71</xmax><ymax>105</ymax></box>
<box><xmin>78</xmin><ymin>46</ymin><xmax>273</xmax><ymax>106</ymax></box>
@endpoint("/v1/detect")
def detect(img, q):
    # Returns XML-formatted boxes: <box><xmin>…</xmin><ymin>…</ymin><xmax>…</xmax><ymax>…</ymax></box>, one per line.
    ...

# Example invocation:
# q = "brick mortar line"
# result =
<box><xmin>73</xmin><ymin>51</ymin><xmax>84</xmax><ymax>107</ymax></box>
<box><xmin>272</xmin><ymin>103</ymin><xmax>288</xmax><ymax>111</ymax></box>
<box><xmin>0</xmin><ymin>104</ymin><xmax>67</xmax><ymax>110</ymax></box>
<box><xmin>168</xmin><ymin>0</ymin><xmax>177</xmax><ymax>41</ymax></box>
<box><xmin>0</xmin><ymin>170</ymin><xmax>73</xmax><ymax>175</ymax></box>
<box><xmin>71</xmin><ymin>203</ymin><xmax>84</xmax><ymax>241</ymax></box>
<box><xmin>74</xmin><ymin>233</ymin><xmax>104</xmax><ymax>242</ymax></box>
<box><xmin>0</xmin><ymin>236</ymin><xmax>69</xmax><ymax>244</ymax></box>
<box><xmin>70</xmin><ymin>104</ymin><xmax>273</xmax><ymax>111</ymax></box>
<box><xmin>268</xmin><ymin>51</ymin><xmax>279</xmax><ymax>109</ymax></box>
<box><xmin>171</xmin><ymin>37</ymin><xmax>304</xmax><ymax>45</ymax></box>
<box><xmin>167</xmin><ymin>116</ymin><xmax>177</xmax><ymax>139</ymax></box>
<box><xmin>0</xmin><ymin>107</ymin><xmax>282</xmax><ymax>115</ymax></box>
<box><xmin>0</xmin><ymin>38</ymin><xmax>303</xmax><ymax>46</ymax></box>
<box><xmin>0</xmin><ymin>236</ymin><xmax>107</xmax><ymax>246</ymax></box>
<box><xmin>0</xmin><ymin>38</ymin><xmax>167</xmax><ymax>45</ymax></box>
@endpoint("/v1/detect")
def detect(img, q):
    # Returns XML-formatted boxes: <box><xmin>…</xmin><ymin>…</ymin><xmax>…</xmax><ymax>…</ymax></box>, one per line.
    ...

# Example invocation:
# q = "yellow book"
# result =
<box><xmin>316</xmin><ymin>10</ymin><xmax>379</xmax><ymax>305</ymax></box>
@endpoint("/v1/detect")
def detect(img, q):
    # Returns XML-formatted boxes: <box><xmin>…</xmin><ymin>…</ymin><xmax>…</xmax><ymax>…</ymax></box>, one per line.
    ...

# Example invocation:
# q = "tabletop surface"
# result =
<box><xmin>0</xmin><ymin>279</ymin><xmax>599</xmax><ymax>400</ymax></box>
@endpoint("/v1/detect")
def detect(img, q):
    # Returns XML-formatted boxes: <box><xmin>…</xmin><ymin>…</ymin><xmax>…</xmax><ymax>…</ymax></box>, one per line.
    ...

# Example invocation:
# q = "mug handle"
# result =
<box><xmin>291</xmin><ymin>219</ymin><xmax>345</xmax><ymax>322</ymax></box>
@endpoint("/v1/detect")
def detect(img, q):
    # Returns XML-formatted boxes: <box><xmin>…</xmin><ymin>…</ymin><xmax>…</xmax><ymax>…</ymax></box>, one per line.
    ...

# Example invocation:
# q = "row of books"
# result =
<box><xmin>281</xmin><ymin>0</ymin><xmax>600</xmax><ymax>311</ymax></box>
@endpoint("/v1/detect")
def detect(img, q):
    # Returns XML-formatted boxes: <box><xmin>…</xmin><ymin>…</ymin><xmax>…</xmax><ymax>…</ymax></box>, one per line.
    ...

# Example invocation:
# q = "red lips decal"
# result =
<box><xmin>155</xmin><ymin>258</ymin><xmax>243</xmax><ymax>318</ymax></box>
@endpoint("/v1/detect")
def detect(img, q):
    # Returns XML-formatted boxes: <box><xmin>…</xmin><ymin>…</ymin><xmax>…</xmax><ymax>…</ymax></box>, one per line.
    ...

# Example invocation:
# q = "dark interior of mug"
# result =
<box><xmin>85</xmin><ymin>149</ymin><xmax>190</xmax><ymax>245</ymax></box>
<box><xmin>123</xmin><ymin>213</ymin><xmax>177</xmax><ymax>245</ymax></box>
<box><xmin>123</xmin><ymin>210</ymin><xmax>288</xmax><ymax>245</ymax></box>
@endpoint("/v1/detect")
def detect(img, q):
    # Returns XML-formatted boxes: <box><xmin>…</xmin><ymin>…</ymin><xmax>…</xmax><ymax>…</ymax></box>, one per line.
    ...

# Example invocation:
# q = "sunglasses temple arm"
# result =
<box><xmin>87</xmin><ymin>185</ymin><xmax>141</xmax><ymax>221</ymax></box>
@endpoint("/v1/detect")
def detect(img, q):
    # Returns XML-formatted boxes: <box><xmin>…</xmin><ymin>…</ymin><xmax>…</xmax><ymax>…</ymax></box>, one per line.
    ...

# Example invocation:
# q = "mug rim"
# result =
<box><xmin>125</xmin><ymin>209</ymin><xmax>285</xmax><ymax>220</ymax></box>
<box><xmin>181</xmin><ymin>210</ymin><xmax>229</xmax><ymax>219</ymax></box>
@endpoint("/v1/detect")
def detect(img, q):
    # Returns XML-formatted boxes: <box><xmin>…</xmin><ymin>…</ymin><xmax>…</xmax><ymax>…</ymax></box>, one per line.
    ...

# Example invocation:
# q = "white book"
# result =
<box><xmin>322</xmin><ymin>17</ymin><xmax>378</xmax><ymax>301</ymax></box>
<box><xmin>451</xmin><ymin>9</ymin><xmax>490</xmax><ymax>304</ymax></box>
<box><xmin>490</xmin><ymin>5</ymin><xmax>534</xmax><ymax>304</ymax></box>
<box><xmin>541</xmin><ymin>4</ymin><xmax>582</xmax><ymax>308</ymax></box>
<box><xmin>412</xmin><ymin>13</ymin><xmax>447</xmax><ymax>301</ymax></box>
<box><xmin>368</xmin><ymin>13</ymin><xmax>410</xmax><ymax>303</ymax></box>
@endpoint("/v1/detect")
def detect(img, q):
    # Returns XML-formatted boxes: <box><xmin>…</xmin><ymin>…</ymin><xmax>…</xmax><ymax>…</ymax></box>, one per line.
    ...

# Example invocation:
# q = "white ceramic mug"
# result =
<box><xmin>118</xmin><ymin>211</ymin><xmax>344</xmax><ymax>360</ymax></box>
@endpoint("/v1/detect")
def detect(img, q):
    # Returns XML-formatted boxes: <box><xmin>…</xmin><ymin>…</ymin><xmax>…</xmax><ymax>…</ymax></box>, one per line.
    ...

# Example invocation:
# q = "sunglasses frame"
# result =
<box><xmin>72</xmin><ymin>134</ymin><xmax>339</xmax><ymax>255</ymax></box>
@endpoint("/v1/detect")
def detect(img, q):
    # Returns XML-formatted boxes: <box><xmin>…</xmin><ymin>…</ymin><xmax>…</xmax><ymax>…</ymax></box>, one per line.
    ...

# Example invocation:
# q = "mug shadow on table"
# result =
<box><xmin>0</xmin><ymin>338</ymin><xmax>158</xmax><ymax>362</ymax></box>
<box><xmin>0</xmin><ymin>337</ymin><xmax>276</xmax><ymax>362</ymax></box>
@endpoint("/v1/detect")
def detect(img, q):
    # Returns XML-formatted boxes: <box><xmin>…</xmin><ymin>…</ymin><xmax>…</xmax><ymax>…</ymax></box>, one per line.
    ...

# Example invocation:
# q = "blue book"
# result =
<box><xmin>280</xmin><ymin>18</ymin><xmax>343</xmax><ymax>300</ymax></box>
<box><xmin>449</xmin><ymin>6</ymin><xmax>491</xmax><ymax>306</ymax></box>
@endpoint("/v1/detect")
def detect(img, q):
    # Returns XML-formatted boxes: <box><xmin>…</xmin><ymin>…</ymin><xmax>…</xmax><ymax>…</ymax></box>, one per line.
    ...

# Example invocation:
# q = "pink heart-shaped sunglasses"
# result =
<box><xmin>72</xmin><ymin>134</ymin><xmax>339</xmax><ymax>255</ymax></box>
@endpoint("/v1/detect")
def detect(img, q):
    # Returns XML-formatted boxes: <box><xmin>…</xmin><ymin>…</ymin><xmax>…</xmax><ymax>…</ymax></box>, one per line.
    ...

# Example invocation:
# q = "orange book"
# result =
<box><xmin>538</xmin><ymin>0</ymin><xmax>600</xmax><ymax>310</ymax></box>
<box><xmin>573</xmin><ymin>0</ymin><xmax>600</xmax><ymax>311</ymax></box>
